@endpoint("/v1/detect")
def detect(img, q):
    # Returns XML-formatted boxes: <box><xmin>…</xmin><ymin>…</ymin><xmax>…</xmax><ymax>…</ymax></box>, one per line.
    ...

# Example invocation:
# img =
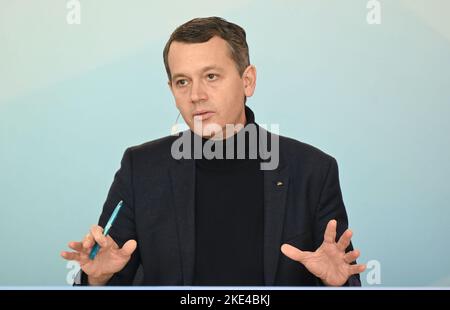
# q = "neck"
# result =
<box><xmin>197</xmin><ymin>106</ymin><xmax>258</xmax><ymax>162</ymax></box>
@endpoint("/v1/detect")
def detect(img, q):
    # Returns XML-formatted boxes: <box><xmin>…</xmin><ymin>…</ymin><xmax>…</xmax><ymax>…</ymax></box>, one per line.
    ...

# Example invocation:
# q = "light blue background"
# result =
<box><xmin>1</xmin><ymin>0</ymin><xmax>449</xmax><ymax>286</ymax></box>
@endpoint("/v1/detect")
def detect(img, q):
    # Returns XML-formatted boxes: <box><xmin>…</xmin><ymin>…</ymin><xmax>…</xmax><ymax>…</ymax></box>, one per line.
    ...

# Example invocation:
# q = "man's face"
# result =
<box><xmin>167</xmin><ymin>36</ymin><xmax>256</xmax><ymax>138</ymax></box>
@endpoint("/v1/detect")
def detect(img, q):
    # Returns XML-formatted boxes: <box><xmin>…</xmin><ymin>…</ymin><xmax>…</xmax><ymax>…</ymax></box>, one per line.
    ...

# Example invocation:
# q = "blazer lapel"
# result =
<box><xmin>263</xmin><ymin>158</ymin><xmax>289</xmax><ymax>285</ymax></box>
<box><xmin>169</xmin><ymin>157</ymin><xmax>196</xmax><ymax>285</ymax></box>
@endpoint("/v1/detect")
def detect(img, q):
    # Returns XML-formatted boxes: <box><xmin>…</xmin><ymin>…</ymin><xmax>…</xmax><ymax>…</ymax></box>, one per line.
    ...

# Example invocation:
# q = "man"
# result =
<box><xmin>61</xmin><ymin>17</ymin><xmax>365</xmax><ymax>286</ymax></box>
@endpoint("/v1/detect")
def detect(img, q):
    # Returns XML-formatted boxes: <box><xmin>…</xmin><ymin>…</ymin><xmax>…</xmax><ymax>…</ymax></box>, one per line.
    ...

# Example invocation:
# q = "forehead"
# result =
<box><xmin>167</xmin><ymin>36</ymin><xmax>235</xmax><ymax>77</ymax></box>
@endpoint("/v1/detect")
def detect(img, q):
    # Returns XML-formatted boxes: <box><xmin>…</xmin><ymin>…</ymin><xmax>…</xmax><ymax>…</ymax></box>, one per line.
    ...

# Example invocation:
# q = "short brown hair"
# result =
<box><xmin>163</xmin><ymin>17</ymin><xmax>250</xmax><ymax>81</ymax></box>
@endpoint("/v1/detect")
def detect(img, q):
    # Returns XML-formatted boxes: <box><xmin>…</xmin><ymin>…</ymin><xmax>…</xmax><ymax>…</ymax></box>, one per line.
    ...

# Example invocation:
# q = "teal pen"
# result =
<box><xmin>89</xmin><ymin>200</ymin><xmax>123</xmax><ymax>260</ymax></box>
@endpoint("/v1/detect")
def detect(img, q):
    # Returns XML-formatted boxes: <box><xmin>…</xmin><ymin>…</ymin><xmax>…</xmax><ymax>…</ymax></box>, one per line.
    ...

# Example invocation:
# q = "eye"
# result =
<box><xmin>206</xmin><ymin>73</ymin><xmax>218</xmax><ymax>81</ymax></box>
<box><xmin>176</xmin><ymin>79</ymin><xmax>188</xmax><ymax>87</ymax></box>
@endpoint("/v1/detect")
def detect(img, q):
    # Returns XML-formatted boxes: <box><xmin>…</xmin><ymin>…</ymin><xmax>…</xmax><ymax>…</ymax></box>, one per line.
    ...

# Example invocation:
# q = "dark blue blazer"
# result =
<box><xmin>84</xmin><ymin>124</ymin><xmax>361</xmax><ymax>286</ymax></box>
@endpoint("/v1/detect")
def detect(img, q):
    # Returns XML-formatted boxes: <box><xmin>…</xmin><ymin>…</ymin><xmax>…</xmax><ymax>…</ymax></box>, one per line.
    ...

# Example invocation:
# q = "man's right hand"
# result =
<box><xmin>61</xmin><ymin>225</ymin><xmax>137</xmax><ymax>285</ymax></box>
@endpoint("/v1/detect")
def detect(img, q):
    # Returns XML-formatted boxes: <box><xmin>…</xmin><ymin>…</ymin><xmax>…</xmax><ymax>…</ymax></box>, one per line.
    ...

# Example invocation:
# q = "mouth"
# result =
<box><xmin>193</xmin><ymin>110</ymin><xmax>215</xmax><ymax>121</ymax></box>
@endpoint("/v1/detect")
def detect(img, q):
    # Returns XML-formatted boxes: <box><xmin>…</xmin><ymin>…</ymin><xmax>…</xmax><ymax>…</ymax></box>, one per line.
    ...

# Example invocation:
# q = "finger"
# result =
<box><xmin>337</xmin><ymin>229</ymin><xmax>352</xmax><ymax>251</ymax></box>
<box><xmin>348</xmin><ymin>264</ymin><xmax>366</xmax><ymax>275</ymax></box>
<box><xmin>343</xmin><ymin>249</ymin><xmax>360</xmax><ymax>264</ymax></box>
<box><xmin>82</xmin><ymin>233</ymin><xmax>95</xmax><ymax>250</ymax></box>
<box><xmin>324</xmin><ymin>219</ymin><xmax>337</xmax><ymax>243</ymax></box>
<box><xmin>280</xmin><ymin>244</ymin><xmax>310</xmax><ymax>263</ymax></box>
<box><xmin>61</xmin><ymin>251</ymin><xmax>81</xmax><ymax>262</ymax></box>
<box><xmin>78</xmin><ymin>251</ymin><xmax>91</xmax><ymax>265</ymax></box>
<box><xmin>68</xmin><ymin>241</ymin><xmax>83</xmax><ymax>252</ymax></box>
<box><xmin>119</xmin><ymin>240</ymin><xmax>138</xmax><ymax>257</ymax></box>
<box><xmin>90</xmin><ymin>225</ymin><xmax>108</xmax><ymax>247</ymax></box>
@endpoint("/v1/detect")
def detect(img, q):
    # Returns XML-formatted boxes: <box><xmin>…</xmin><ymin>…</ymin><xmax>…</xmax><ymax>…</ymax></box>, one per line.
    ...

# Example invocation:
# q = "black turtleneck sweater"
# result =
<box><xmin>193</xmin><ymin>107</ymin><xmax>265</xmax><ymax>286</ymax></box>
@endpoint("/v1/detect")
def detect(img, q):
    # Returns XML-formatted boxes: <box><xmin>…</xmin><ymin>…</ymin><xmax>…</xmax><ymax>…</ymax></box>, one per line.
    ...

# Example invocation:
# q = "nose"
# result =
<box><xmin>190</xmin><ymin>80</ymin><xmax>208</xmax><ymax>104</ymax></box>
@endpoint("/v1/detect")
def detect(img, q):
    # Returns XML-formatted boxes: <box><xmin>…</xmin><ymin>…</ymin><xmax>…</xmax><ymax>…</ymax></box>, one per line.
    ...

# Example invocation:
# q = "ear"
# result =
<box><xmin>167</xmin><ymin>80</ymin><xmax>180</xmax><ymax>110</ymax></box>
<box><xmin>168</xmin><ymin>80</ymin><xmax>178</xmax><ymax>101</ymax></box>
<box><xmin>242</xmin><ymin>65</ymin><xmax>257</xmax><ymax>98</ymax></box>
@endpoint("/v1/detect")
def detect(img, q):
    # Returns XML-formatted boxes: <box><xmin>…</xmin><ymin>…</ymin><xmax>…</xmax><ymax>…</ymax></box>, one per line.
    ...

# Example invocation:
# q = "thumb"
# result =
<box><xmin>281</xmin><ymin>244</ymin><xmax>309</xmax><ymax>263</ymax></box>
<box><xmin>119</xmin><ymin>240</ymin><xmax>137</xmax><ymax>257</ymax></box>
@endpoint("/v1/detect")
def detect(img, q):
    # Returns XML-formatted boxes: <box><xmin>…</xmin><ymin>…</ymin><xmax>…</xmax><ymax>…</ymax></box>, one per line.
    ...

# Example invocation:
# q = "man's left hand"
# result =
<box><xmin>281</xmin><ymin>219</ymin><xmax>366</xmax><ymax>286</ymax></box>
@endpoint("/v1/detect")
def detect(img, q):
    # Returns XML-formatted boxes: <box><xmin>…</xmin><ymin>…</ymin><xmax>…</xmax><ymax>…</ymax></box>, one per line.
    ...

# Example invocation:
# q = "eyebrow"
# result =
<box><xmin>171</xmin><ymin>65</ymin><xmax>224</xmax><ymax>81</ymax></box>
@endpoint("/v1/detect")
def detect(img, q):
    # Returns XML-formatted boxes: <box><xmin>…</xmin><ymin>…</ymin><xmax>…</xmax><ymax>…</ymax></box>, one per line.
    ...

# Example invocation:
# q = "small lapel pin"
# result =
<box><xmin>276</xmin><ymin>181</ymin><xmax>283</xmax><ymax>187</ymax></box>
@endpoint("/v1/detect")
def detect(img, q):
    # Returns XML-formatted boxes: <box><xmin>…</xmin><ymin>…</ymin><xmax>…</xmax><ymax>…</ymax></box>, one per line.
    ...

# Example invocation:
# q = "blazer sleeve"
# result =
<box><xmin>79</xmin><ymin>148</ymin><xmax>140</xmax><ymax>286</ymax></box>
<box><xmin>313</xmin><ymin>157</ymin><xmax>361</xmax><ymax>286</ymax></box>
